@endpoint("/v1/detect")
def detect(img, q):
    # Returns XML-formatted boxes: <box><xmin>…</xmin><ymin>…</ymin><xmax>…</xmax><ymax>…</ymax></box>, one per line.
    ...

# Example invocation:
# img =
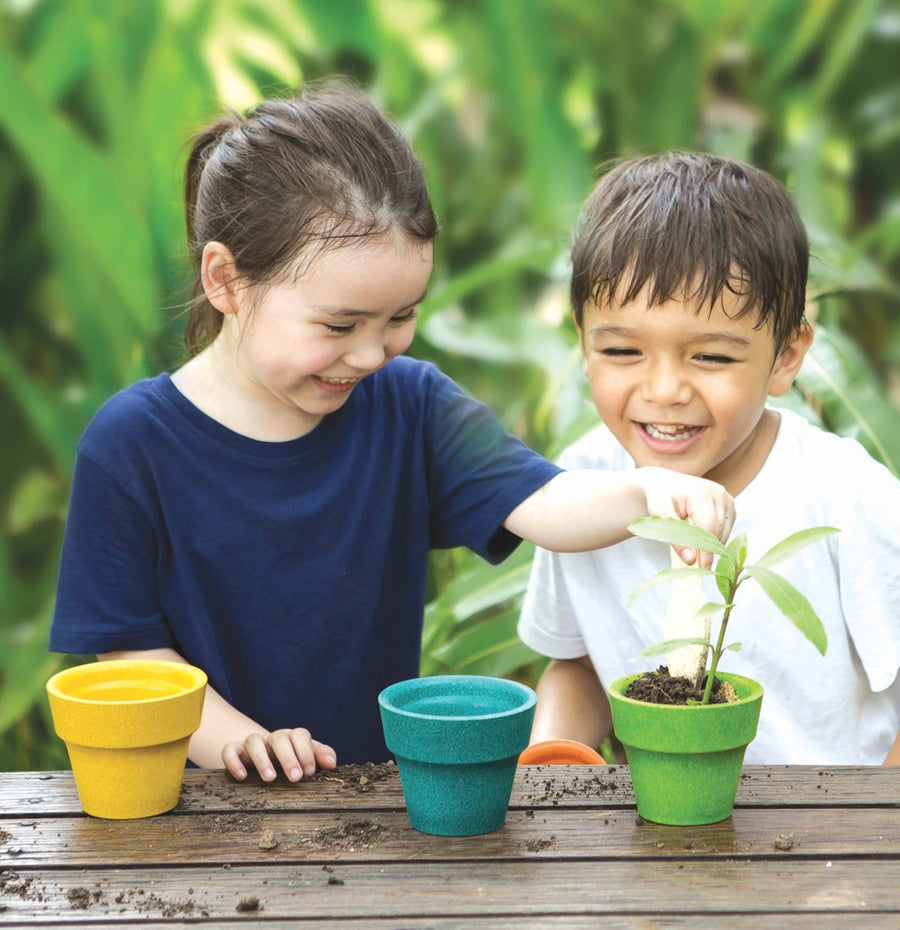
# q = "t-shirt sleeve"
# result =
<box><xmin>49</xmin><ymin>451</ymin><xmax>176</xmax><ymax>655</ymax></box>
<box><xmin>837</xmin><ymin>453</ymin><xmax>900</xmax><ymax>693</ymax></box>
<box><xmin>423</xmin><ymin>369</ymin><xmax>561</xmax><ymax>564</ymax></box>
<box><xmin>517</xmin><ymin>543</ymin><xmax>590</xmax><ymax>659</ymax></box>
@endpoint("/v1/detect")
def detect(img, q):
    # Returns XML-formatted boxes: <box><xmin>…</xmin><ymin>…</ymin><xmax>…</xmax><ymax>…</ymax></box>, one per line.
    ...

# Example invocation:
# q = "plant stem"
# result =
<box><xmin>701</xmin><ymin>578</ymin><xmax>740</xmax><ymax>703</ymax></box>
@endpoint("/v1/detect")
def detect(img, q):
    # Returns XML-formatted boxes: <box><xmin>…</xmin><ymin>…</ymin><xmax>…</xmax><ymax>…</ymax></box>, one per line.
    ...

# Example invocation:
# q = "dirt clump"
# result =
<box><xmin>625</xmin><ymin>666</ymin><xmax>738</xmax><ymax>705</ymax></box>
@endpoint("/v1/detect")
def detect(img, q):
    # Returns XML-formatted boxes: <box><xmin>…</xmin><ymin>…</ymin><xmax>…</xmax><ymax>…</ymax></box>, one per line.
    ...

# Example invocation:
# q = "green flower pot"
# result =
<box><xmin>608</xmin><ymin>671</ymin><xmax>763</xmax><ymax>825</ymax></box>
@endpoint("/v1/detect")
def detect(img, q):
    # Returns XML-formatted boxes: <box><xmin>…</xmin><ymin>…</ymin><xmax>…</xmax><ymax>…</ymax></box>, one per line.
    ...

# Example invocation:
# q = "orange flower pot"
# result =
<box><xmin>518</xmin><ymin>739</ymin><xmax>605</xmax><ymax>765</ymax></box>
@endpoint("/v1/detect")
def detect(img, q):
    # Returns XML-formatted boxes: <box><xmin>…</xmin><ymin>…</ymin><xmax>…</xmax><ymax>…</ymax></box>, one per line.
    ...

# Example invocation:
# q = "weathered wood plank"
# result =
<box><xmin>2</xmin><ymin>806</ymin><xmax>898</xmax><ymax>867</ymax></box>
<box><xmin>1</xmin><ymin>860</ymin><xmax>896</xmax><ymax>923</ymax></box>
<box><xmin>4</xmin><ymin>920</ymin><xmax>898</xmax><ymax>930</ymax></box>
<box><xmin>2</xmin><ymin>766</ymin><xmax>898</xmax><ymax>818</ymax></box>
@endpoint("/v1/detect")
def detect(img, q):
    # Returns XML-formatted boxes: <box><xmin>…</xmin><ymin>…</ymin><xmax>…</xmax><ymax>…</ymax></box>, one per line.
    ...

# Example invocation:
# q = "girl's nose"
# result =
<box><xmin>344</xmin><ymin>339</ymin><xmax>387</xmax><ymax>371</ymax></box>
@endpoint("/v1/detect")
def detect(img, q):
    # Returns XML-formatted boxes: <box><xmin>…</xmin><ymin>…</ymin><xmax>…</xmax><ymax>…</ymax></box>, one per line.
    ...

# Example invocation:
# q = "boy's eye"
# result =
<box><xmin>696</xmin><ymin>354</ymin><xmax>736</xmax><ymax>364</ymax></box>
<box><xmin>391</xmin><ymin>309</ymin><xmax>418</xmax><ymax>325</ymax></box>
<box><xmin>325</xmin><ymin>323</ymin><xmax>355</xmax><ymax>335</ymax></box>
<box><xmin>600</xmin><ymin>347</ymin><xmax>641</xmax><ymax>358</ymax></box>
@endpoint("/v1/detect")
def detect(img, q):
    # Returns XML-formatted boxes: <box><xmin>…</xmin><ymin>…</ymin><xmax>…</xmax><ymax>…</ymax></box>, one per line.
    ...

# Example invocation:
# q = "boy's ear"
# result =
<box><xmin>200</xmin><ymin>241</ymin><xmax>242</xmax><ymax>314</ymax></box>
<box><xmin>768</xmin><ymin>321</ymin><xmax>814</xmax><ymax>397</ymax></box>
<box><xmin>572</xmin><ymin>310</ymin><xmax>590</xmax><ymax>375</ymax></box>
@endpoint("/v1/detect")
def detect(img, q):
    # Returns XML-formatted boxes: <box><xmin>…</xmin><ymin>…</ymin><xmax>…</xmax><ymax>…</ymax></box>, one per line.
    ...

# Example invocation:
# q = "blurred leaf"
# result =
<box><xmin>796</xmin><ymin>325</ymin><xmax>900</xmax><ymax>475</ymax></box>
<box><xmin>7</xmin><ymin>470</ymin><xmax>67</xmax><ymax>534</ymax></box>
<box><xmin>754</xmin><ymin>526</ymin><xmax>840</xmax><ymax>570</ymax></box>
<box><xmin>744</xmin><ymin>566</ymin><xmax>828</xmax><ymax>656</ymax></box>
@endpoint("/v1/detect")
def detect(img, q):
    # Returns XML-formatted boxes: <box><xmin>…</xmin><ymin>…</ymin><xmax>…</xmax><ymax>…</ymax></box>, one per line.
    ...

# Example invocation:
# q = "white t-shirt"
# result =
<box><xmin>518</xmin><ymin>408</ymin><xmax>900</xmax><ymax>764</ymax></box>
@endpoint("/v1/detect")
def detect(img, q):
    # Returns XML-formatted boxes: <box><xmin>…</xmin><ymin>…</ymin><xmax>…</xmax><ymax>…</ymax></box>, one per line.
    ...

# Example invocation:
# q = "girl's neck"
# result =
<box><xmin>171</xmin><ymin>345</ymin><xmax>323</xmax><ymax>442</ymax></box>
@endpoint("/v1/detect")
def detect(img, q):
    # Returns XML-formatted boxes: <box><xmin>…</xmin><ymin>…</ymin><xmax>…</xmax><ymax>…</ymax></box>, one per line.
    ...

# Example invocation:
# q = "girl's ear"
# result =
<box><xmin>200</xmin><ymin>241</ymin><xmax>242</xmax><ymax>314</ymax></box>
<box><xmin>768</xmin><ymin>320</ymin><xmax>814</xmax><ymax>397</ymax></box>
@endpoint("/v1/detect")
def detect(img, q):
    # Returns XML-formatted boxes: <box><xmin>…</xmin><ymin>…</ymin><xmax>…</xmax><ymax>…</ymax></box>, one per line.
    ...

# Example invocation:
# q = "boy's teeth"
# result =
<box><xmin>645</xmin><ymin>423</ymin><xmax>700</xmax><ymax>441</ymax></box>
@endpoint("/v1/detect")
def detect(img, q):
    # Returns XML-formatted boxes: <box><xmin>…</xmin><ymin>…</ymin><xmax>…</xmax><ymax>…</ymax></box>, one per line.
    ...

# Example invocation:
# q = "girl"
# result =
<box><xmin>50</xmin><ymin>81</ymin><xmax>734</xmax><ymax>783</ymax></box>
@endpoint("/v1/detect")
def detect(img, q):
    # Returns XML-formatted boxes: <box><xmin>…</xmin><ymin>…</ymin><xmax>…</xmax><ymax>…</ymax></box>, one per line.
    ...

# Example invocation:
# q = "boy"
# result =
<box><xmin>518</xmin><ymin>152</ymin><xmax>900</xmax><ymax>765</ymax></box>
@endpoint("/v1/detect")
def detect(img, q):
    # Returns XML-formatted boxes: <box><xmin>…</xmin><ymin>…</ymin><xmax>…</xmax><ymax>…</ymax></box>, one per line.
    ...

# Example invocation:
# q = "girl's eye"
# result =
<box><xmin>324</xmin><ymin>322</ymin><xmax>356</xmax><ymax>334</ymax></box>
<box><xmin>391</xmin><ymin>309</ymin><xmax>418</xmax><ymax>325</ymax></box>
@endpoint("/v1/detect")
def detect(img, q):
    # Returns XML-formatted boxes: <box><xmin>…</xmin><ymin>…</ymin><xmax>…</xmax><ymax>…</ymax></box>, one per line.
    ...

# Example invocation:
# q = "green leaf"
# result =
<box><xmin>744</xmin><ymin>566</ymin><xmax>828</xmax><ymax>656</ymax></box>
<box><xmin>638</xmin><ymin>637</ymin><xmax>712</xmax><ymax>659</ymax></box>
<box><xmin>627</xmin><ymin>566</ymin><xmax>715</xmax><ymax>605</ymax></box>
<box><xmin>628</xmin><ymin>516</ymin><xmax>732</xmax><ymax>558</ymax></box>
<box><xmin>715</xmin><ymin>564</ymin><xmax>734</xmax><ymax>602</ymax></box>
<box><xmin>754</xmin><ymin>526</ymin><xmax>841</xmax><ymax>570</ymax></box>
<box><xmin>796</xmin><ymin>326</ymin><xmax>900</xmax><ymax>476</ymax></box>
<box><xmin>696</xmin><ymin>602</ymin><xmax>727</xmax><ymax>618</ymax></box>
<box><xmin>726</xmin><ymin>533</ymin><xmax>748</xmax><ymax>572</ymax></box>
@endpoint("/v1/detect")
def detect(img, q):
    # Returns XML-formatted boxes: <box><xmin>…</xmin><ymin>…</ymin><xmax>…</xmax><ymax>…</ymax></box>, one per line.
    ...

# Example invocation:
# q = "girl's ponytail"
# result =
<box><xmin>183</xmin><ymin>114</ymin><xmax>241</xmax><ymax>355</ymax></box>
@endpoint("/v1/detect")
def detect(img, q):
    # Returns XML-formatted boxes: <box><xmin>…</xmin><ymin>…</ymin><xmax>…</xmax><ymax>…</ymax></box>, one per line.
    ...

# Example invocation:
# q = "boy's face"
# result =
<box><xmin>577</xmin><ymin>287</ymin><xmax>810</xmax><ymax>496</ymax></box>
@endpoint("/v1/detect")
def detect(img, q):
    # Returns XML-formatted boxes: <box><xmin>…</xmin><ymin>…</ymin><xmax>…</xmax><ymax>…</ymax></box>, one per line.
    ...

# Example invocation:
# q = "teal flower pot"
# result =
<box><xmin>608</xmin><ymin>671</ymin><xmax>763</xmax><ymax>825</ymax></box>
<box><xmin>378</xmin><ymin>675</ymin><xmax>536</xmax><ymax>836</ymax></box>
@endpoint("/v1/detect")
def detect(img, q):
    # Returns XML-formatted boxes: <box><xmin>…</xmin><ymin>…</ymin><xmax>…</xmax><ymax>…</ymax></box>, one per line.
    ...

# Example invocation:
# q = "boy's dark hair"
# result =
<box><xmin>183</xmin><ymin>78</ymin><xmax>438</xmax><ymax>355</ymax></box>
<box><xmin>570</xmin><ymin>152</ymin><xmax>808</xmax><ymax>355</ymax></box>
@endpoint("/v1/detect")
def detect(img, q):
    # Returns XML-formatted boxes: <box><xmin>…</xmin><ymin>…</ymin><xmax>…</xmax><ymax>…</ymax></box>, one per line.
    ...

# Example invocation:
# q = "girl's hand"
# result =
<box><xmin>637</xmin><ymin>466</ymin><xmax>736</xmax><ymax>568</ymax></box>
<box><xmin>222</xmin><ymin>728</ymin><xmax>338</xmax><ymax>782</ymax></box>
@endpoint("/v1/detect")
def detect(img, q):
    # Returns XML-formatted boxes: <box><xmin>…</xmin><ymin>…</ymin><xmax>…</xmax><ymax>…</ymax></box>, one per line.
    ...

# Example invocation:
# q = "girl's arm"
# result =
<box><xmin>504</xmin><ymin>467</ymin><xmax>735</xmax><ymax>567</ymax></box>
<box><xmin>529</xmin><ymin>655</ymin><xmax>611</xmax><ymax>749</ymax></box>
<box><xmin>97</xmin><ymin>648</ymin><xmax>337</xmax><ymax>781</ymax></box>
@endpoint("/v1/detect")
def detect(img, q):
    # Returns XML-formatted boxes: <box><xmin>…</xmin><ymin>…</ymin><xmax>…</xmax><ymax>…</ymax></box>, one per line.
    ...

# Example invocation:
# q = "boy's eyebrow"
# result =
<box><xmin>317</xmin><ymin>288</ymin><xmax>428</xmax><ymax>318</ymax></box>
<box><xmin>588</xmin><ymin>324</ymin><xmax>753</xmax><ymax>348</ymax></box>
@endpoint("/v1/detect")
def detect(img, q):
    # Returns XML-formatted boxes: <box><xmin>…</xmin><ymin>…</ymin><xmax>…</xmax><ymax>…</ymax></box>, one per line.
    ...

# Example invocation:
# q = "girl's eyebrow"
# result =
<box><xmin>317</xmin><ymin>288</ymin><xmax>428</xmax><ymax>318</ymax></box>
<box><xmin>588</xmin><ymin>324</ymin><xmax>752</xmax><ymax>348</ymax></box>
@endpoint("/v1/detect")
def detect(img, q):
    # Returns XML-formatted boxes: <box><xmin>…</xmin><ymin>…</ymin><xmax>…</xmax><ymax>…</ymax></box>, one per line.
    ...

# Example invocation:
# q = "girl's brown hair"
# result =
<box><xmin>183</xmin><ymin>79</ymin><xmax>438</xmax><ymax>354</ymax></box>
<box><xmin>570</xmin><ymin>152</ymin><xmax>808</xmax><ymax>354</ymax></box>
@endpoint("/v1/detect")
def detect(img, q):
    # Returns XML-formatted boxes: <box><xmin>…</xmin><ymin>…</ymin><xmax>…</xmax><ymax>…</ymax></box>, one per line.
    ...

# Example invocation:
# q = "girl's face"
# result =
<box><xmin>218</xmin><ymin>232</ymin><xmax>433</xmax><ymax>437</ymax></box>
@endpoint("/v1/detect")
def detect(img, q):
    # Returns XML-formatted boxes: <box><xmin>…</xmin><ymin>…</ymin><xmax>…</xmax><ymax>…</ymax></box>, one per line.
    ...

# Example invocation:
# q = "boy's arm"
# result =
<box><xmin>505</xmin><ymin>467</ymin><xmax>734</xmax><ymax>567</ymax></box>
<box><xmin>97</xmin><ymin>648</ymin><xmax>336</xmax><ymax>780</ymax></box>
<box><xmin>884</xmin><ymin>730</ymin><xmax>900</xmax><ymax>765</ymax></box>
<box><xmin>529</xmin><ymin>656</ymin><xmax>612</xmax><ymax>749</ymax></box>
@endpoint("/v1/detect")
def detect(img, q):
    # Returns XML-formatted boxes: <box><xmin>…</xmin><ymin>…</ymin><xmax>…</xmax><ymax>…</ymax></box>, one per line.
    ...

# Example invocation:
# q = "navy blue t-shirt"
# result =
<box><xmin>50</xmin><ymin>357</ymin><xmax>560</xmax><ymax>763</ymax></box>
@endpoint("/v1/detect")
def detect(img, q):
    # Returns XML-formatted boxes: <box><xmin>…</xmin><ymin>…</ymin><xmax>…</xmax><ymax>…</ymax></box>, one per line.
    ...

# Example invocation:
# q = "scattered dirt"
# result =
<box><xmin>527</xmin><ymin>769</ymin><xmax>622</xmax><ymax>804</ymax></box>
<box><xmin>310</xmin><ymin>761</ymin><xmax>396</xmax><ymax>792</ymax></box>
<box><xmin>301</xmin><ymin>818</ymin><xmax>399</xmax><ymax>851</ymax></box>
<box><xmin>236</xmin><ymin>896</ymin><xmax>261</xmax><ymax>912</ymax></box>
<box><xmin>774</xmin><ymin>833</ymin><xmax>798</xmax><ymax>850</ymax></box>
<box><xmin>257</xmin><ymin>829</ymin><xmax>278</xmax><ymax>850</ymax></box>
<box><xmin>521</xmin><ymin>837</ymin><xmax>556</xmax><ymax>852</ymax></box>
<box><xmin>0</xmin><ymin>871</ymin><xmax>41</xmax><ymax>903</ymax></box>
<box><xmin>625</xmin><ymin>666</ymin><xmax>738</xmax><ymax>705</ymax></box>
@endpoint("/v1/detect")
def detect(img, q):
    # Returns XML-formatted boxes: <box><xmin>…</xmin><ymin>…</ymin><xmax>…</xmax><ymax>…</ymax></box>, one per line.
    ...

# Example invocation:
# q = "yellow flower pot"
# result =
<box><xmin>46</xmin><ymin>659</ymin><xmax>207</xmax><ymax>819</ymax></box>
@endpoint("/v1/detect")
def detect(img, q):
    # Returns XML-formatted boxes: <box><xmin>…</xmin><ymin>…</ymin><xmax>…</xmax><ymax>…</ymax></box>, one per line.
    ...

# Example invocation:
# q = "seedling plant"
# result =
<box><xmin>627</xmin><ymin>517</ymin><xmax>840</xmax><ymax>705</ymax></box>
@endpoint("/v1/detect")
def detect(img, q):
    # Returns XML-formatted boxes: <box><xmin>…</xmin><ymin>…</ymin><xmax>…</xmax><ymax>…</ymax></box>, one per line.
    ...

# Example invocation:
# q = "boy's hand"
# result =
<box><xmin>637</xmin><ymin>466</ymin><xmax>735</xmax><ymax>568</ymax></box>
<box><xmin>222</xmin><ymin>728</ymin><xmax>337</xmax><ymax>782</ymax></box>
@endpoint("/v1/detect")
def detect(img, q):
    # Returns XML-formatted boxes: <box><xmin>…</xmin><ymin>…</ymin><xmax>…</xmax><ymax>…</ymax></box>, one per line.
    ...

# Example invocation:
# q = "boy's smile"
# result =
<box><xmin>578</xmin><ymin>287</ymin><xmax>811</xmax><ymax>496</ymax></box>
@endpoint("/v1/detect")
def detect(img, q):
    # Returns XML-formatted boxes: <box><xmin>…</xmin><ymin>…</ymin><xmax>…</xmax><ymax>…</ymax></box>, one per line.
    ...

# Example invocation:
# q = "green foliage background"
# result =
<box><xmin>1</xmin><ymin>0</ymin><xmax>898</xmax><ymax>769</ymax></box>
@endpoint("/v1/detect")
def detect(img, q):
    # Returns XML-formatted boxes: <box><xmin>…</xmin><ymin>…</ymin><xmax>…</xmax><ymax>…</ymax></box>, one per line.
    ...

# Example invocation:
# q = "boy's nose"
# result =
<box><xmin>642</xmin><ymin>363</ymin><xmax>692</xmax><ymax>405</ymax></box>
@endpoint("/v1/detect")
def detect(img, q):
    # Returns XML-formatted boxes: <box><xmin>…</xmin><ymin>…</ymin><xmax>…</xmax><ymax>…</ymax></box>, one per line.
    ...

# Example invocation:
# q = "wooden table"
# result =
<box><xmin>1</xmin><ymin>763</ymin><xmax>899</xmax><ymax>927</ymax></box>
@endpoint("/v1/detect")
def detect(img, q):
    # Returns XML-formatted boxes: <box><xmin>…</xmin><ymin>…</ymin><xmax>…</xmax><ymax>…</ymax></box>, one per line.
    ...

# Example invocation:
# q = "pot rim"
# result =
<box><xmin>608</xmin><ymin>670</ymin><xmax>764</xmax><ymax>709</ymax></box>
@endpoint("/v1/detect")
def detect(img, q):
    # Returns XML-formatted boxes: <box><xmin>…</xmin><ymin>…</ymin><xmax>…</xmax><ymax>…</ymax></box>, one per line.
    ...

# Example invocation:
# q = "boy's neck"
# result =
<box><xmin>704</xmin><ymin>408</ymin><xmax>782</xmax><ymax>497</ymax></box>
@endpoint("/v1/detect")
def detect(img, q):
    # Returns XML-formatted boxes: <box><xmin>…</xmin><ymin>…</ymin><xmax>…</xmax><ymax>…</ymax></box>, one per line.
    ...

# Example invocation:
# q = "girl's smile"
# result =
<box><xmin>176</xmin><ymin>232</ymin><xmax>433</xmax><ymax>442</ymax></box>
